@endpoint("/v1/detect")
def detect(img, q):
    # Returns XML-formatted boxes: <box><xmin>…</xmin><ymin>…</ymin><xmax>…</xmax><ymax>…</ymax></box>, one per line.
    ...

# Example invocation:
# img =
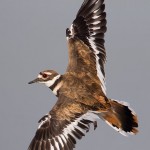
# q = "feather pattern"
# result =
<box><xmin>28</xmin><ymin>95</ymin><xmax>99</xmax><ymax>150</ymax></box>
<box><xmin>67</xmin><ymin>0</ymin><xmax>107</xmax><ymax>94</ymax></box>
<box><xmin>28</xmin><ymin>0</ymin><xmax>138</xmax><ymax>149</ymax></box>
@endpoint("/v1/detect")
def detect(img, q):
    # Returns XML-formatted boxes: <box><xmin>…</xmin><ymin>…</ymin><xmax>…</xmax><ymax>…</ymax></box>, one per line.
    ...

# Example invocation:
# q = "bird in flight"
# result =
<box><xmin>28</xmin><ymin>0</ymin><xmax>138</xmax><ymax>149</ymax></box>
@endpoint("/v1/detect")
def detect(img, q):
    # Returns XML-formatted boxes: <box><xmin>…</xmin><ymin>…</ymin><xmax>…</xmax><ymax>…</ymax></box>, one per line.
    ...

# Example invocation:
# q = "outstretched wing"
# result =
<box><xmin>28</xmin><ymin>95</ymin><xmax>98</xmax><ymax>150</ymax></box>
<box><xmin>66</xmin><ymin>0</ymin><xmax>107</xmax><ymax>94</ymax></box>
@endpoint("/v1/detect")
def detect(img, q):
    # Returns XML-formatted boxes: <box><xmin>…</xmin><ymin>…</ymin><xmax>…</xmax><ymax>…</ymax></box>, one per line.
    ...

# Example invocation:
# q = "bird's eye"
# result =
<box><xmin>42</xmin><ymin>73</ymin><xmax>48</xmax><ymax>78</ymax></box>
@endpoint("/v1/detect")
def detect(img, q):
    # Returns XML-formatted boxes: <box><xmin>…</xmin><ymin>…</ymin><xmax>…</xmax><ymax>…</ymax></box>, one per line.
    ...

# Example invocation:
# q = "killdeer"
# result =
<box><xmin>28</xmin><ymin>0</ymin><xmax>138</xmax><ymax>150</ymax></box>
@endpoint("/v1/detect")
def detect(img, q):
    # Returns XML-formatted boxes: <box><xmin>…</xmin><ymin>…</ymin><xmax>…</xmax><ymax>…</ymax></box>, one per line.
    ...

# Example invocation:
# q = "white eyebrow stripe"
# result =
<box><xmin>45</xmin><ymin>72</ymin><xmax>52</xmax><ymax>75</ymax></box>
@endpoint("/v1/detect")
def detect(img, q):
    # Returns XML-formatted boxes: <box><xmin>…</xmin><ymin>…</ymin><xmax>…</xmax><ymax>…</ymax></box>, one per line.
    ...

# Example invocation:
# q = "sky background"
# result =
<box><xmin>0</xmin><ymin>0</ymin><xmax>150</xmax><ymax>149</ymax></box>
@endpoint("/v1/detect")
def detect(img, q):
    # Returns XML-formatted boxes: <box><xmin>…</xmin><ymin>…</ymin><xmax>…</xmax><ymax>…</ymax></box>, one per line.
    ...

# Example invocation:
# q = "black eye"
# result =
<box><xmin>42</xmin><ymin>73</ymin><xmax>48</xmax><ymax>78</ymax></box>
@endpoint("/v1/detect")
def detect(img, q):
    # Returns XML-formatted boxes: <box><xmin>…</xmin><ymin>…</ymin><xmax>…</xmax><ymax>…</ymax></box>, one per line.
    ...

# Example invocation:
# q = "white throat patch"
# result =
<box><xmin>45</xmin><ymin>74</ymin><xmax>61</xmax><ymax>87</ymax></box>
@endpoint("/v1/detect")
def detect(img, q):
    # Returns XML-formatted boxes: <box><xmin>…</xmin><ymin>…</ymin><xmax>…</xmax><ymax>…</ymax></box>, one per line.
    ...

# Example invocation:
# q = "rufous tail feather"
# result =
<box><xmin>99</xmin><ymin>99</ymin><xmax>138</xmax><ymax>136</ymax></box>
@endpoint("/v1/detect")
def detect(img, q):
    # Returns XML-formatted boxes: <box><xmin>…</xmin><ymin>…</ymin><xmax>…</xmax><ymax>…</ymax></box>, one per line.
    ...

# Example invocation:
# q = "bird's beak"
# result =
<box><xmin>28</xmin><ymin>78</ymin><xmax>40</xmax><ymax>84</ymax></box>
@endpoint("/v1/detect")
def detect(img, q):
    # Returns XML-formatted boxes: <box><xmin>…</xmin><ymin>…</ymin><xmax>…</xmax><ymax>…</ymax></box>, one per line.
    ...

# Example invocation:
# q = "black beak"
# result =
<box><xmin>28</xmin><ymin>78</ymin><xmax>39</xmax><ymax>84</ymax></box>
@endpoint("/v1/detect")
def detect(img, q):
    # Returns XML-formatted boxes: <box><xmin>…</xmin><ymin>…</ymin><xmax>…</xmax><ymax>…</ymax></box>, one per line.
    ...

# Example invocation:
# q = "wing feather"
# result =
<box><xmin>66</xmin><ymin>0</ymin><xmax>107</xmax><ymax>94</ymax></box>
<box><xmin>28</xmin><ymin>95</ymin><xmax>99</xmax><ymax>150</ymax></box>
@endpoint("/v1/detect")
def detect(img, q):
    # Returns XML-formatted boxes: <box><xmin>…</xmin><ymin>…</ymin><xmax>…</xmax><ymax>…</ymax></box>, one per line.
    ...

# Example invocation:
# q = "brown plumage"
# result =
<box><xmin>28</xmin><ymin>0</ymin><xmax>138</xmax><ymax>149</ymax></box>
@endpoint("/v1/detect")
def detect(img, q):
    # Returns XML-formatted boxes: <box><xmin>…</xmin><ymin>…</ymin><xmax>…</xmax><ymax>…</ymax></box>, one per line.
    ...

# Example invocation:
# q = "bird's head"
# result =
<box><xmin>28</xmin><ymin>70</ymin><xmax>61</xmax><ymax>88</ymax></box>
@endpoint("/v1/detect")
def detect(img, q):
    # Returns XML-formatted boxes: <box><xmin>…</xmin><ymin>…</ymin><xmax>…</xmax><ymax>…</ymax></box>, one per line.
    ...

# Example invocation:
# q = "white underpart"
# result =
<box><xmin>53</xmin><ymin>81</ymin><xmax>63</xmax><ymax>95</ymax></box>
<box><xmin>88</xmin><ymin>37</ymin><xmax>106</xmax><ymax>95</ymax></box>
<box><xmin>44</xmin><ymin>74</ymin><xmax>61</xmax><ymax>87</ymax></box>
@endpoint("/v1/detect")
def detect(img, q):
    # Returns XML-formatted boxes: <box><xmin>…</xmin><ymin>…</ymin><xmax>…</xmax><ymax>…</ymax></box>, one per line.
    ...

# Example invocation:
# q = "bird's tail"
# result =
<box><xmin>99</xmin><ymin>99</ymin><xmax>138</xmax><ymax>136</ymax></box>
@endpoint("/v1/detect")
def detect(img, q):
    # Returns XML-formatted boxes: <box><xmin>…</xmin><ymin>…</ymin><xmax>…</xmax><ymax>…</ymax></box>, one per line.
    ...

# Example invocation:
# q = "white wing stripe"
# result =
<box><xmin>63</xmin><ymin>123</ymin><xmax>77</xmax><ymax>140</ymax></box>
<box><xmin>57</xmin><ymin>136</ymin><xmax>64</xmax><ymax>148</ymax></box>
<box><xmin>92</xmin><ymin>21</ymin><xmax>101</xmax><ymax>25</ymax></box>
<box><xmin>45</xmin><ymin>112</ymin><xmax>99</xmax><ymax>149</ymax></box>
<box><xmin>60</xmin><ymin>134</ymin><xmax>67</xmax><ymax>144</ymax></box>
<box><xmin>38</xmin><ymin>115</ymin><xmax>50</xmax><ymax>129</ymax></box>
<box><xmin>88</xmin><ymin>37</ymin><xmax>106</xmax><ymax>95</ymax></box>
<box><xmin>92</xmin><ymin>15</ymin><xmax>100</xmax><ymax>19</ymax></box>
<box><xmin>62</xmin><ymin>112</ymin><xmax>99</xmax><ymax>135</ymax></box>
<box><xmin>54</xmin><ymin>139</ymin><xmax>60</xmax><ymax>150</ymax></box>
<box><xmin>50</xmin><ymin>140</ymin><xmax>54</xmax><ymax>150</ymax></box>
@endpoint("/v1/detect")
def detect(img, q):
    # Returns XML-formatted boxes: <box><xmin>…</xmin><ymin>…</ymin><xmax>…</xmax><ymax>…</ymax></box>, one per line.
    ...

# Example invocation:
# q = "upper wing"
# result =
<box><xmin>28</xmin><ymin>95</ymin><xmax>98</xmax><ymax>150</ymax></box>
<box><xmin>66</xmin><ymin>0</ymin><xmax>107</xmax><ymax>95</ymax></box>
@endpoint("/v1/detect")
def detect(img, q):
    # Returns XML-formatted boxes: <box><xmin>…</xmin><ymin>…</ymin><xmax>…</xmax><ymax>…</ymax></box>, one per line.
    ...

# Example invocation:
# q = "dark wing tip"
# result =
<box><xmin>69</xmin><ymin>0</ymin><xmax>107</xmax><ymax>39</ymax></box>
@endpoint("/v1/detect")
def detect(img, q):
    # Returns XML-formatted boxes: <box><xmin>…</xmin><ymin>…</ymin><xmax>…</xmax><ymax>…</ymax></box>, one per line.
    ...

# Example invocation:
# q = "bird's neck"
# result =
<box><xmin>48</xmin><ymin>74</ymin><xmax>63</xmax><ymax>96</ymax></box>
